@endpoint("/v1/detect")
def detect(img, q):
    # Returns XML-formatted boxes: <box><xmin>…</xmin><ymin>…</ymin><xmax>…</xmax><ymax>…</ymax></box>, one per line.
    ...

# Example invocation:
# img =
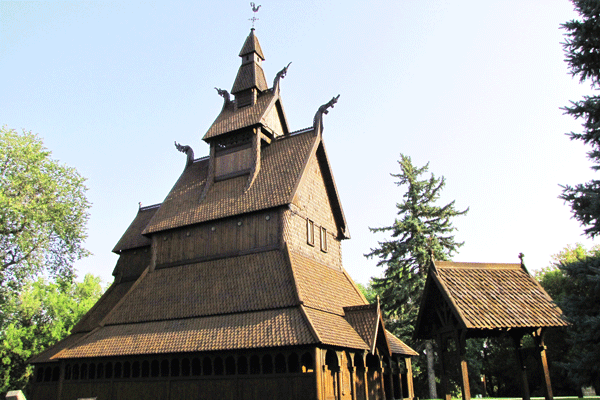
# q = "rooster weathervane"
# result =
<box><xmin>249</xmin><ymin>2</ymin><xmax>261</xmax><ymax>29</ymax></box>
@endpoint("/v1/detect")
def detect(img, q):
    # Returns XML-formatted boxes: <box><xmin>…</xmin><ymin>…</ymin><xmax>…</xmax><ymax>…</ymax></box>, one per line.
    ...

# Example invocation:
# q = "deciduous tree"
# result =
<box><xmin>0</xmin><ymin>274</ymin><xmax>104</xmax><ymax>396</ymax></box>
<box><xmin>0</xmin><ymin>126</ymin><xmax>90</xmax><ymax>299</ymax></box>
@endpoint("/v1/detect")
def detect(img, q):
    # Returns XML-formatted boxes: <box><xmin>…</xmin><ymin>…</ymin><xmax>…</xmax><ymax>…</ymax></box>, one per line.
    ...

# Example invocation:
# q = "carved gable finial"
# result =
<box><xmin>272</xmin><ymin>62</ymin><xmax>291</xmax><ymax>94</ymax></box>
<box><xmin>174</xmin><ymin>141</ymin><xmax>194</xmax><ymax>168</ymax></box>
<box><xmin>313</xmin><ymin>94</ymin><xmax>340</xmax><ymax>136</ymax></box>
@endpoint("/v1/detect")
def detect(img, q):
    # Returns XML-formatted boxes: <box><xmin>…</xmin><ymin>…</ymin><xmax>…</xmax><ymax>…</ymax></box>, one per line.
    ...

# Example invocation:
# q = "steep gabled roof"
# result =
<box><xmin>415</xmin><ymin>261</ymin><xmax>568</xmax><ymax>339</ymax></box>
<box><xmin>203</xmin><ymin>90</ymin><xmax>288</xmax><ymax>140</ymax></box>
<box><xmin>344</xmin><ymin>302</ymin><xmax>417</xmax><ymax>357</ymax></box>
<box><xmin>385</xmin><ymin>331</ymin><xmax>418</xmax><ymax>356</ymax></box>
<box><xmin>144</xmin><ymin>130</ymin><xmax>348</xmax><ymax>238</ymax></box>
<box><xmin>112</xmin><ymin>204</ymin><xmax>160</xmax><ymax>253</ymax></box>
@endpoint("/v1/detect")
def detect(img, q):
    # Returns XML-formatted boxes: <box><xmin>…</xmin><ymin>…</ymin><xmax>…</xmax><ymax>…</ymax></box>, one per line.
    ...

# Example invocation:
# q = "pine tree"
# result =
<box><xmin>559</xmin><ymin>0</ymin><xmax>600</xmax><ymax>392</ymax></box>
<box><xmin>366</xmin><ymin>154</ymin><xmax>468</xmax><ymax>398</ymax></box>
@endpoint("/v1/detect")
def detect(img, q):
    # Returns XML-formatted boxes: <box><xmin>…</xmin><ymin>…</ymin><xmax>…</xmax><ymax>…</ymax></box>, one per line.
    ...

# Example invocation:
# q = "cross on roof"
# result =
<box><xmin>249</xmin><ymin>2</ymin><xmax>261</xmax><ymax>29</ymax></box>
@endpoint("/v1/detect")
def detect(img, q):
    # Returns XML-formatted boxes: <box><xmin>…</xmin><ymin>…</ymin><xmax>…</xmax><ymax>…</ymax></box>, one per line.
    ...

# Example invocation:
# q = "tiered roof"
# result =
<box><xmin>30</xmin><ymin>29</ymin><xmax>415</xmax><ymax>365</ymax></box>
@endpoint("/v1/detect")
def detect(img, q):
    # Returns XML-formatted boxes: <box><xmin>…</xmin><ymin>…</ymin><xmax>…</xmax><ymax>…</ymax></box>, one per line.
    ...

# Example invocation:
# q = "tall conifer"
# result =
<box><xmin>560</xmin><ymin>0</ymin><xmax>600</xmax><ymax>391</ymax></box>
<box><xmin>367</xmin><ymin>154</ymin><xmax>467</xmax><ymax>398</ymax></box>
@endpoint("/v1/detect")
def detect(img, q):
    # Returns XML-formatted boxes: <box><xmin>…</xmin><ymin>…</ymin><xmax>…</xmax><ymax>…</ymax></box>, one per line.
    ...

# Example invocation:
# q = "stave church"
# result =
<box><xmin>28</xmin><ymin>26</ymin><xmax>417</xmax><ymax>400</ymax></box>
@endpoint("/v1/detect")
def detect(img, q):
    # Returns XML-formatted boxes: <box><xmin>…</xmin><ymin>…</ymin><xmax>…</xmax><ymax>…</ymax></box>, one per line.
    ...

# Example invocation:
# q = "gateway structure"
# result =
<box><xmin>29</xmin><ymin>29</ymin><xmax>417</xmax><ymax>400</ymax></box>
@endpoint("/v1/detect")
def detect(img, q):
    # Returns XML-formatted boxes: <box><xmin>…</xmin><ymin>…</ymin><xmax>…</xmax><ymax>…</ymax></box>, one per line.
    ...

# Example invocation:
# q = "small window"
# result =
<box><xmin>320</xmin><ymin>227</ymin><xmax>327</xmax><ymax>252</ymax></box>
<box><xmin>307</xmin><ymin>219</ymin><xmax>314</xmax><ymax>246</ymax></box>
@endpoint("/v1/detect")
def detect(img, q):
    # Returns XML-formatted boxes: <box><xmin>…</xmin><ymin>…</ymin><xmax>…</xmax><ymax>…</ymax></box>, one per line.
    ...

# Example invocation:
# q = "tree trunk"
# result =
<box><xmin>426</xmin><ymin>340</ymin><xmax>438</xmax><ymax>399</ymax></box>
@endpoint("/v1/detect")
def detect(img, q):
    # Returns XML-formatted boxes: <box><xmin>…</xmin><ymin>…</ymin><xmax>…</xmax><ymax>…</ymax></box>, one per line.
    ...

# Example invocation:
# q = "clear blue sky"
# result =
<box><xmin>1</xmin><ymin>1</ymin><xmax>596</xmax><ymax>285</ymax></box>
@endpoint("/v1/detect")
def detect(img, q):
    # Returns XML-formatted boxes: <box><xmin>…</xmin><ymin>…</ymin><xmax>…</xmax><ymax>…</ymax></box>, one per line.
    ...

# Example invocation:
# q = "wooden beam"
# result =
<box><xmin>458</xmin><ymin>330</ymin><xmax>471</xmax><ymax>400</ymax></box>
<box><xmin>405</xmin><ymin>357</ymin><xmax>415</xmax><ymax>400</ymax></box>
<box><xmin>534</xmin><ymin>328</ymin><xmax>554</xmax><ymax>400</ymax></box>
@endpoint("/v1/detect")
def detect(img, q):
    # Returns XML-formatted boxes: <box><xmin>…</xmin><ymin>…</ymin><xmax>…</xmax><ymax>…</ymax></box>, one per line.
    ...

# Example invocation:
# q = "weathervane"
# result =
<box><xmin>249</xmin><ymin>2</ymin><xmax>261</xmax><ymax>29</ymax></box>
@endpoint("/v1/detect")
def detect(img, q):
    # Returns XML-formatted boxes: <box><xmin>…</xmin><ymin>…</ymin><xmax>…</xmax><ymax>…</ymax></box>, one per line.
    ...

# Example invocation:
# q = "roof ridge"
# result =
<box><xmin>139</xmin><ymin>203</ymin><xmax>161</xmax><ymax>211</ymax></box>
<box><xmin>435</xmin><ymin>261</ymin><xmax>521</xmax><ymax>269</ymax></box>
<box><xmin>289</xmin><ymin>127</ymin><xmax>314</xmax><ymax>136</ymax></box>
<box><xmin>344</xmin><ymin>303</ymin><xmax>377</xmax><ymax>312</ymax></box>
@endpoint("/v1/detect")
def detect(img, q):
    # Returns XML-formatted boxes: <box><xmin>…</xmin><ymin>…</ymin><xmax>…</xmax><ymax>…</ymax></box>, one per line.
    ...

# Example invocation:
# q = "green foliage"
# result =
<box><xmin>0</xmin><ymin>126</ymin><xmax>90</xmax><ymax>296</ymax></box>
<box><xmin>0</xmin><ymin>274</ymin><xmax>103</xmax><ymax>395</ymax></box>
<box><xmin>355</xmin><ymin>280</ymin><xmax>378</xmax><ymax>304</ymax></box>
<box><xmin>554</xmin><ymin>245</ymin><xmax>600</xmax><ymax>391</ymax></box>
<box><xmin>366</xmin><ymin>154</ymin><xmax>468</xmax><ymax>340</ymax></box>
<box><xmin>366</xmin><ymin>154</ymin><xmax>467</xmax><ymax>398</ymax></box>
<box><xmin>561</xmin><ymin>1</ymin><xmax>600</xmax><ymax>237</ymax></box>
<box><xmin>561</xmin><ymin>1</ymin><xmax>600</xmax><ymax>389</ymax></box>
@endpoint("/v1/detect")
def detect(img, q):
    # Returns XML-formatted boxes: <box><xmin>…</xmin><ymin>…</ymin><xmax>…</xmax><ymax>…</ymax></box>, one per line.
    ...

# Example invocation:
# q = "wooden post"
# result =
<box><xmin>362</xmin><ymin>353</ymin><xmax>369</xmax><ymax>400</ymax></box>
<box><xmin>512</xmin><ymin>332</ymin><xmax>530</xmax><ymax>400</ymax></box>
<box><xmin>437</xmin><ymin>335</ymin><xmax>450</xmax><ymax>400</ymax></box>
<box><xmin>378</xmin><ymin>356</ymin><xmax>386</xmax><ymax>400</ymax></box>
<box><xmin>348</xmin><ymin>352</ymin><xmax>357</xmax><ymax>400</ymax></box>
<box><xmin>57</xmin><ymin>361</ymin><xmax>65</xmax><ymax>400</ymax></box>
<box><xmin>405</xmin><ymin>357</ymin><xmax>415</xmax><ymax>400</ymax></box>
<box><xmin>458</xmin><ymin>330</ymin><xmax>471</xmax><ymax>400</ymax></box>
<box><xmin>534</xmin><ymin>328</ymin><xmax>554</xmax><ymax>400</ymax></box>
<box><xmin>336</xmin><ymin>351</ymin><xmax>344</xmax><ymax>400</ymax></box>
<box><xmin>315</xmin><ymin>347</ymin><xmax>324</xmax><ymax>400</ymax></box>
<box><xmin>393</xmin><ymin>355</ymin><xmax>404</xmax><ymax>400</ymax></box>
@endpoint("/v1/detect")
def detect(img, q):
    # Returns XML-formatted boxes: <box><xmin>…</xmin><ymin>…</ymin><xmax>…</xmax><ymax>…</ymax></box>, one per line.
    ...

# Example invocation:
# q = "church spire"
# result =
<box><xmin>231</xmin><ymin>29</ymin><xmax>268</xmax><ymax>107</ymax></box>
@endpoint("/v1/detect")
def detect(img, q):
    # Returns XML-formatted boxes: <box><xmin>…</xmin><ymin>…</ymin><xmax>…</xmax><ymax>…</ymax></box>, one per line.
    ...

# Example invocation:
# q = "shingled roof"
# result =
<box><xmin>203</xmin><ymin>90</ymin><xmax>287</xmax><ymax>140</ymax></box>
<box><xmin>32</xmin><ymin>242</ymin><xmax>415</xmax><ymax>360</ymax></box>
<box><xmin>30</xmin><ymin>28</ymin><xmax>418</xmax><ymax>367</ymax></box>
<box><xmin>144</xmin><ymin>130</ymin><xmax>348</xmax><ymax>238</ymax></box>
<box><xmin>112</xmin><ymin>204</ymin><xmax>159</xmax><ymax>253</ymax></box>
<box><xmin>415</xmin><ymin>260</ymin><xmax>568</xmax><ymax>340</ymax></box>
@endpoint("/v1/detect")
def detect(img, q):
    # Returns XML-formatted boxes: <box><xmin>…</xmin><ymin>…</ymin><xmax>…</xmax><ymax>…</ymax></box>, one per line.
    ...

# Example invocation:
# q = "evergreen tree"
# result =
<box><xmin>555</xmin><ymin>245</ymin><xmax>600</xmax><ymax>392</ymax></box>
<box><xmin>561</xmin><ymin>1</ymin><xmax>600</xmax><ymax>236</ymax></box>
<box><xmin>560</xmin><ymin>0</ymin><xmax>600</xmax><ymax>391</ymax></box>
<box><xmin>366</xmin><ymin>154</ymin><xmax>468</xmax><ymax>398</ymax></box>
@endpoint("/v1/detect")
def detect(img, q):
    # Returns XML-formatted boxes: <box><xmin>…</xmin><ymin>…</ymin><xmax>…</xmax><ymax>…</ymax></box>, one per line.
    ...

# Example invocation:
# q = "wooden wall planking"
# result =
<box><xmin>153</xmin><ymin>210</ymin><xmax>279</xmax><ymax>266</ymax></box>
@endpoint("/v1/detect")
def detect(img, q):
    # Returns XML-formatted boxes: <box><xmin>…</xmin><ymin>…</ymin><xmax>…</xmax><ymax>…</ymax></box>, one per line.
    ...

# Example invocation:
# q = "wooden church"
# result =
<box><xmin>28</xmin><ymin>28</ymin><xmax>417</xmax><ymax>400</ymax></box>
